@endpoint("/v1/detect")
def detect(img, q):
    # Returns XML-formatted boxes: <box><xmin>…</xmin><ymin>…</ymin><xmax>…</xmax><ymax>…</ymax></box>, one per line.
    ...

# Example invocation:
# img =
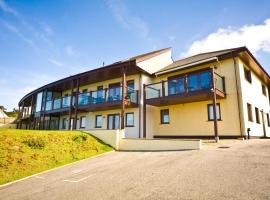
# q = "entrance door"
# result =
<box><xmin>107</xmin><ymin>114</ymin><xmax>120</xmax><ymax>130</ymax></box>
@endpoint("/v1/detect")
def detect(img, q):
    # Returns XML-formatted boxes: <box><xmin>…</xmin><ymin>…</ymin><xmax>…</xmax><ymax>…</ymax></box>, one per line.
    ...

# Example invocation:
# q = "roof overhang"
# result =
<box><xmin>19</xmin><ymin>60</ymin><xmax>150</xmax><ymax>106</ymax></box>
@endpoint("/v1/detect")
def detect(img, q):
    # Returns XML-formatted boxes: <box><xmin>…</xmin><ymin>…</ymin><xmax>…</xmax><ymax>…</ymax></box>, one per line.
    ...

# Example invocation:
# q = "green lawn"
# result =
<box><xmin>0</xmin><ymin>129</ymin><xmax>113</xmax><ymax>185</ymax></box>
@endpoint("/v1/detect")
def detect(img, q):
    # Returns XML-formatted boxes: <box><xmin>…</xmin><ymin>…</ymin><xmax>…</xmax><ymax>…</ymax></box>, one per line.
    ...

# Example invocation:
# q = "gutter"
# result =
<box><xmin>155</xmin><ymin>57</ymin><xmax>219</xmax><ymax>75</ymax></box>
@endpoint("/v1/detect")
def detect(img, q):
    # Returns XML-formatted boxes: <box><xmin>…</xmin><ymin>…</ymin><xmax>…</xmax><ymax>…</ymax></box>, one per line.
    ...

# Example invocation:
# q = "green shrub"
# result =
<box><xmin>22</xmin><ymin>138</ymin><xmax>45</xmax><ymax>149</ymax></box>
<box><xmin>72</xmin><ymin>135</ymin><xmax>88</xmax><ymax>143</ymax></box>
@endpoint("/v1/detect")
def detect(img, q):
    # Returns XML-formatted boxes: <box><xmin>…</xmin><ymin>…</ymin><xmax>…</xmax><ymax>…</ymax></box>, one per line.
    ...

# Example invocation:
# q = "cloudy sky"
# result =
<box><xmin>0</xmin><ymin>0</ymin><xmax>270</xmax><ymax>110</ymax></box>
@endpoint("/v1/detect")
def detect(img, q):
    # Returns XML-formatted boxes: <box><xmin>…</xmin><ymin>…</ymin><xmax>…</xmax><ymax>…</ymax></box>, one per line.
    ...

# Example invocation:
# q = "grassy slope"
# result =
<box><xmin>0</xmin><ymin>129</ymin><xmax>112</xmax><ymax>185</ymax></box>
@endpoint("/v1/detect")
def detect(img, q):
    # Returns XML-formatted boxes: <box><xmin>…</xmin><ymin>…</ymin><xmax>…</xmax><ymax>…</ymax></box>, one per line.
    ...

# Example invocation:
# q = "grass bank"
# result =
<box><xmin>0</xmin><ymin>129</ymin><xmax>112</xmax><ymax>185</ymax></box>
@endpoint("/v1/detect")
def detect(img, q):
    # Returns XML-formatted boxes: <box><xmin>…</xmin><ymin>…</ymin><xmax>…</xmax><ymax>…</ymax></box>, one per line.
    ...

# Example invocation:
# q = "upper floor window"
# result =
<box><xmin>160</xmin><ymin>109</ymin><xmax>169</xmax><ymax>124</ymax></box>
<box><xmin>255</xmin><ymin>107</ymin><xmax>260</xmax><ymax>124</ymax></box>
<box><xmin>262</xmin><ymin>84</ymin><xmax>267</xmax><ymax>96</ymax></box>
<box><xmin>207</xmin><ymin>103</ymin><xmax>221</xmax><ymax>121</ymax></box>
<box><xmin>247</xmin><ymin>103</ymin><xmax>253</xmax><ymax>122</ymax></box>
<box><xmin>244</xmin><ymin>67</ymin><xmax>252</xmax><ymax>83</ymax></box>
<box><xmin>188</xmin><ymin>71</ymin><xmax>211</xmax><ymax>92</ymax></box>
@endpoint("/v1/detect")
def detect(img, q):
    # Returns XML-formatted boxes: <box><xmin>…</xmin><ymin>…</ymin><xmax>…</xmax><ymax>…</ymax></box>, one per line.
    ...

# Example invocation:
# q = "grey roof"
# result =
<box><xmin>157</xmin><ymin>47</ymin><xmax>246</xmax><ymax>74</ymax></box>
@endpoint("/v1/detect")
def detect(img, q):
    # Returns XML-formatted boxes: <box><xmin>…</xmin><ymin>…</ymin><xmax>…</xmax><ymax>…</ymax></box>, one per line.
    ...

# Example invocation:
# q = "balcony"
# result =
<box><xmin>44</xmin><ymin>86</ymin><xmax>138</xmax><ymax>113</ymax></box>
<box><xmin>145</xmin><ymin>70</ymin><xmax>225</xmax><ymax>106</ymax></box>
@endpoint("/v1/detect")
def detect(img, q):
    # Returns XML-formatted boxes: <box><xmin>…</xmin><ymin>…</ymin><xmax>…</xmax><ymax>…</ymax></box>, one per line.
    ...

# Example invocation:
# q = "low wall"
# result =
<box><xmin>0</xmin><ymin>118</ymin><xmax>14</xmax><ymax>124</ymax></box>
<box><xmin>86</xmin><ymin>130</ymin><xmax>119</xmax><ymax>149</ymax></box>
<box><xmin>86</xmin><ymin>130</ymin><xmax>201</xmax><ymax>151</ymax></box>
<box><xmin>119</xmin><ymin>138</ymin><xmax>201</xmax><ymax>151</ymax></box>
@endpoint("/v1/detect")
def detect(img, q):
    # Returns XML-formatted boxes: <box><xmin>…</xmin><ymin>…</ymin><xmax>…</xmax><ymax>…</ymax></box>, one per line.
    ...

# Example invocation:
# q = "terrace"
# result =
<box><xmin>144</xmin><ymin>69</ymin><xmax>225</xmax><ymax>106</ymax></box>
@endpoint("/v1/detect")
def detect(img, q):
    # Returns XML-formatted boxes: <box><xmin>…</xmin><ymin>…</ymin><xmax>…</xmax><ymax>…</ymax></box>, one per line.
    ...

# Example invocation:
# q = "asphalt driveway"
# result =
<box><xmin>1</xmin><ymin>139</ymin><xmax>270</xmax><ymax>200</ymax></box>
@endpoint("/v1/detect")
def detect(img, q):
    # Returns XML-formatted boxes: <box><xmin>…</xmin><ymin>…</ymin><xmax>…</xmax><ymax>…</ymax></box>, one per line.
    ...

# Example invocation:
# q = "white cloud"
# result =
<box><xmin>49</xmin><ymin>59</ymin><xmax>64</xmax><ymax>67</ymax></box>
<box><xmin>106</xmin><ymin>0</ymin><xmax>149</xmax><ymax>38</ymax></box>
<box><xmin>181</xmin><ymin>18</ymin><xmax>270</xmax><ymax>57</ymax></box>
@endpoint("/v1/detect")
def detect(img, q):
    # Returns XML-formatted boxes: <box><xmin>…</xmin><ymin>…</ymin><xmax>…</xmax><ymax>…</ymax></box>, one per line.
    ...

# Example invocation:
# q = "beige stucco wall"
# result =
<box><xmin>146</xmin><ymin>59</ymin><xmax>242</xmax><ymax>137</ymax></box>
<box><xmin>236</xmin><ymin>58</ymin><xmax>270</xmax><ymax>137</ymax></box>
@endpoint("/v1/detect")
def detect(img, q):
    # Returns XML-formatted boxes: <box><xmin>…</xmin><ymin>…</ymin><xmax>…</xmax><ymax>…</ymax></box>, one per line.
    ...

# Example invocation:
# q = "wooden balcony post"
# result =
<box><xmin>121</xmin><ymin>67</ymin><xmax>126</xmax><ymax>130</ymax></box>
<box><xmin>20</xmin><ymin>102</ymin><xmax>25</xmax><ymax>129</ymax></box>
<box><xmin>161</xmin><ymin>80</ymin><xmax>165</xmax><ymax>97</ymax></box>
<box><xmin>143</xmin><ymin>84</ymin><xmax>146</xmax><ymax>138</ymax></box>
<box><xmin>211</xmin><ymin>68</ymin><xmax>219</xmax><ymax>142</ymax></box>
<box><xmin>74</xmin><ymin>78</ymin><xmax>80</xmax><ymax>129</ymax></box>
<box><xmin>68</xmin><ymin>80</ymin><xmax>74</xmax><ymax>130</ymax></box>
<box><xmin>28</xmin><ymin>95</ymin><xmax>34</xmax><ymax>130</ymax></box>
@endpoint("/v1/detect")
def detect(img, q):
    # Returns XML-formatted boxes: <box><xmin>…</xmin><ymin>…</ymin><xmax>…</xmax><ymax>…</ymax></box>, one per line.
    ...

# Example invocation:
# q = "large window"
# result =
<box><xmin>168</xmin><ymin>77</ymin><xmax>185</xmax><ymax>95</ymax></box>
<box><xmin>247</xmin><ymin>103</ymin><xmax>253</xmax><ymax>122</ymax></box>
<box><xmin>244</xmin><ymin>67</ymin><xmax>252</xmax><ymax>83</ymax></box>
<box><xmin>188</xmin><ymin>71</ymin><xmax>211</xmax><ymax>92</ymax></box>
<box><xmin>255</xmin><ymin>107</ymin><xmax>260</xmax><ymax>124</ymax></box>
<box><xmin>35</xmin><ymin>92</ymin><xmax>43</xmax><ymax>112</ymax></box>
<box><xmin>95</xmin><ymin>115</ymin><xmax>103</xmax><ymax>128</ymax></box>
<box><xmin>125</xmin><ymin>112</ymin><xmax>134</xmax><ymax>127</ymax></box>
<box><xmin>207</xmin><ymin>103</ymin><xmax>221</xmax><ymax>121</ymax></box>
<box><xmin>262</xmin><ymin>84</ymin><xmax>267</xmax><ymax>96</ymax></box>
<box><xmin>80</xmin><ymin>116</ymin><xmax>86</xmax><ymax>128</ymax></box>
<box><xmin>160</xmin><ymin>109</ymin><xmax>169</xmax><ymax>124</ymax></box>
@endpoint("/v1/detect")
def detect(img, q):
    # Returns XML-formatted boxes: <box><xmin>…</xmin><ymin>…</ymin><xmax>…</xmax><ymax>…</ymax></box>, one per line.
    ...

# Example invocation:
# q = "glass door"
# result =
<box><xmin>107</xmin><ymin>114</ymin><xmax>120</xmax><ymax>130</ymax></box>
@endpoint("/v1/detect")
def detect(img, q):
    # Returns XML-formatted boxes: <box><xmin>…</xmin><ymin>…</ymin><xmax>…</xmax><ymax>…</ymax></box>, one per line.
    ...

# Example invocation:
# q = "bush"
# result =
<box><xmin>72</xmin><ymin>135</ymin><xmax>88</xmax><ymax>143</ymax></box>
<box><xmin>22</xmin><ymin>138</ymin><xmax>45</xmax><ymax>149</ymax></box>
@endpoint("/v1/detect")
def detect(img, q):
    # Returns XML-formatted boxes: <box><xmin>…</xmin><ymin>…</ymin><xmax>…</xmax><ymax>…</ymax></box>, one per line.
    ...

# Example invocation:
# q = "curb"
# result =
<box><xmin>0</xmin><ymin>150</ymin><xmax>115</xmax><ymax>188</ymax></box>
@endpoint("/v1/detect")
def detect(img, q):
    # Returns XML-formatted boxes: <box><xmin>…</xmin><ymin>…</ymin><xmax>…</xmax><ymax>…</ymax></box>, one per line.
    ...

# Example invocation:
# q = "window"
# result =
<box><xmin>262</xmin><ymin>84</ymin><xmax>267</xmax><ymax>96</ymax></box>
<box><xmin>127</xmin><ymin>80</ymin><xmax>135</xmax><ymax>90</ymax></box>
<box><xmin>255</xmin><ymin>107</ymin><xmax>260</xmax><ymax>124</ymax></box>
<box><xmin>82</xmin><ymin>89</ymin><xmax>88</xmax><ymax>93</ymax></box>
<box><xmin>168</xmin><ymin>76</ymin><xmax>185</xmax><ymax>95</ymax></box>
<box><xmin>160</xmin><ymin>109</ymin><xmax>169</xmax><ymax>124</ymax></box>
<box><xmin>247</xmin><ymin>103</ymin><xmax>253</xmax><ymax>122</ymax></box>
<box><xmin>244</xmin><ymin>67</ymin><xmax>252</xmax><ymax>83</ymax></box>
<box><xmin>95</xmin><ymin>115</ymin><xmax>103</xmax><ymax>128</ymax></box>
<box><xmin>267</xmin><ymin>113</ymin><xmax>270</xmax><ymax>127</ymax></box>
<box><xmin>80</xmin><ymin>116</ymin><xmax>86</xmax><ymax>128</ymax></box>
<box><xmin>207</xmin><ymin>103</ymin><xmax>221</xmax><ymax>121</ymax></box>
<box><xmin>188</xmin><ymin>71</ymin><xmax>211</xmax><ymax>92</ymax></box>
<box><xmin>62</xmin><ymin>118</ymin><xmax>67</xmax><ymax>129</ymax></box>
<box><xmin>125</xmin><ymin>112</ymin><xmax>134</xmax><ymax>127</ymax></box>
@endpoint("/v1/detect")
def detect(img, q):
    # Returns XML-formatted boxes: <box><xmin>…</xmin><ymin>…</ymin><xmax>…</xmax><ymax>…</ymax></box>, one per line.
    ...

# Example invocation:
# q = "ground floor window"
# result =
<box><xmin>255</xmin><ymin>107</ymin><xmax>260</xmax><ymax>124</ymax></box>
<box><xmin>207</xmin><ymin>103</ymin><xmax>221</xmax><ymax>121</ymax></box>
<box><xmin>62</xmin><ymin>118</ymin><xmax>68</xmax><ymax>129</ymax></box>
<box><xmin>95</xmin><ymin>115</ymin><xmax>102</xmax><ymax>128</ymax></box>
<box><xmin>80</xmin><ymin>116</ymin><xmax>86</xmax><ymax>128</ymax></box>
<box><xmin>247</xmin><ymin>103</ymin><xmax>253</xmax><ymax>122</ymax></box>
<box><xmin>125</xmin><ymin>112</ymin><xmax>134</xmax><ymax>127</ymax></box>
<box><xmin>107</xmin><ymin>114</ymin><xmax>120</xmax><ymax>130</ymax></box>
<box><xmin>160</xmin><ymin>109</ymin><xmax>169</xmax><ymax>124</ymax></box>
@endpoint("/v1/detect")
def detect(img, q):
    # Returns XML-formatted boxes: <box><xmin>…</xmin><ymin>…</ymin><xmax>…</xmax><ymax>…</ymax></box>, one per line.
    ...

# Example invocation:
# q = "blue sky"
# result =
<box><xmin>0</xmin><ymin>0</ymin><xmax>270</xmax><ymax>110</ymax></box>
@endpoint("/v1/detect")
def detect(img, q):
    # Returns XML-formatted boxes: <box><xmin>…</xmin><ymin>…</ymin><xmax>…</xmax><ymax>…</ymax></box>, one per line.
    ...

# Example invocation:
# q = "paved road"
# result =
<box><xmin>1</xmin><ymin>139</ymin><xmax>270</xmax><ymax>200</ymax></box>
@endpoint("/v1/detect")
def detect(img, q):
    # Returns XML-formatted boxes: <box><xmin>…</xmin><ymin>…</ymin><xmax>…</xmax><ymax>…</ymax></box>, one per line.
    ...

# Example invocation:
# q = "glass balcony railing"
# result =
<box><xmin>42</xmin><ymin>86</ymin><xmax>138</xmax><ymax>112</ymax></box>
<box><xmin>215</xmin><ymin>73</ymin><xmax>225</xmax><ymax>93</ymax></box>
<box><xmin>45</xmin><ymin>100</ymin><xmax>52</xmax><ymax>111</ymax></box>
<box><xmin>78</xmin><ymin>93</ymin><xmax>91</xmax><ymax>106</ymax></box>
<box><xmin>53</xmin><ymin>98</ymin><xmax>61</xmax><ymax>110</ymax></box>
<box><xmin>145</xmin><ymin>70</ymin><xmax>225</xmax><ymax>100</ymax></box>
<box><xmin>62</xmin><ymin>96</ymin><xmax>70</xmax><ymax>108</ymax></box>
